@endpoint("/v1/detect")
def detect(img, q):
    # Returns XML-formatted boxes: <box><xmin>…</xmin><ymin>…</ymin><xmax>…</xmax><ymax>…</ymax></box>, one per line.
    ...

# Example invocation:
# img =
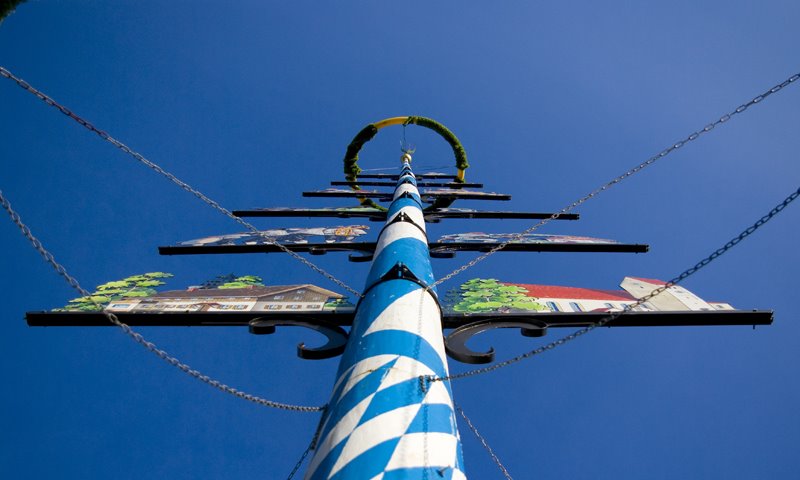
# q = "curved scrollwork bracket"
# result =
<box><xmin>445</xmin><ymin>319</ymin><xmax>548</xmax><ymax>364</ymax></box>
<box><xmin>248</xmin><ymin>317</ymin><xmax>349</xmax><ymax>360</ymax></box>
<box><xmin>348</xmin><ymin>252</ymin><xmax>374</xmax><ymax>263</ymax></box>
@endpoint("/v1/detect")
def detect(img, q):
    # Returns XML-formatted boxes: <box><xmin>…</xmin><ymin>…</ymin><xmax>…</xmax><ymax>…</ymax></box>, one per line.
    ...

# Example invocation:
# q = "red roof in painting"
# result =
<box><xmin>627</xmin><ymin>277</ymin><xmax>667</xmax><ymax>286</ymax></box>
<box><xmin>507</xmin><ymin>283</ymin><xmax>636</xmax><ymax>301</ymax></box>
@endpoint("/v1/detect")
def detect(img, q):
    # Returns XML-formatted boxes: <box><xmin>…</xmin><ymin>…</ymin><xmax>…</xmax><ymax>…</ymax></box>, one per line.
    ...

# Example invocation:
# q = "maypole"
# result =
<box><xmin>13</xmin><ymin>95</ymin><xmax>778</xmax><ymax>478</ymax></box>
<box><xmin>304</xmin><ymin>150</ymin><xmax>466</xmax><ymax>479</ymax></box>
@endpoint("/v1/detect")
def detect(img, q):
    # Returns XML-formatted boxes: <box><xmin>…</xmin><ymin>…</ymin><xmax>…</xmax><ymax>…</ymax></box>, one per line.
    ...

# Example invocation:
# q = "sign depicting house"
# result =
<box><xmin>177</xmin><ymin>225</ymin><xmax>369</xmax><ymax>247</ymax></box>
<box><xmin>97</xmin><ymin>276</ymin><xmax>732</xmax><ymax>316</ymax></box>
<box><xmin>105</xmin><ymin>284</ymin><xmax>354</xmax><ymax>314</ymax></box>
<box><xmin>437</xmin><ymin>232</ymin><xmax>621</xmax><ymax>245</ymax></box>
<box><xmin>445</xmin><ymin>277</ymin><xmax>735</xmax><ymax>314</ymax></box>
<box><xmin>619</xmin><ymin>277</ymin><xmax>723</xmax><ymax>311</ymax></box>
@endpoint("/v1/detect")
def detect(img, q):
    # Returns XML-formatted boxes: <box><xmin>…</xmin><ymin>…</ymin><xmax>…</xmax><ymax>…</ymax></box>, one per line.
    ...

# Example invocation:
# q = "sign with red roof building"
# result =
<box><xmin>443</xmin><ymin>277</ymin><xmax>734</xmax><ymax>314</ymax></box>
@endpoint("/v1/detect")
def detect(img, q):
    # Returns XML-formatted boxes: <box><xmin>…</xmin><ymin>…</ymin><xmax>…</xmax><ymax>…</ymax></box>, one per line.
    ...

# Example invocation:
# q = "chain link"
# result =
<box><xmin>6</xmin><ymin>63</ymin><xmax>797</xmax><ymax>398</ymax></box>
<box><xmin>432</xmin><ymin>71</ymin><xmax>800</xmax><ymax>289</ymax></box>
<box><xmin>0</xmin><ymin>66</ymin><xmax>361</xmax><ymax>298</ymax></box>
<box><xmin>1</xmin><ymin>188</ymin><xmax>326</xmax><ymax>412</ymax></box>
<box><xmin>455</xmin><ymin>403</ymin><xmax>514</xmax><ymax>480</ymax></box>
<box><xmin>285</xmin><ymin>430</ymin><xmax>320</xmax><ymax>479</ymax></box>
<box><xmin>427</xmin><ymin>185</ymin><xmax>799</xmax><ymax>383</ymax></box>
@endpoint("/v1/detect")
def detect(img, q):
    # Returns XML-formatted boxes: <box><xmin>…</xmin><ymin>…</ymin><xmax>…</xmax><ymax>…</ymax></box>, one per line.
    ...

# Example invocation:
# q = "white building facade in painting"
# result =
<box><xmin>509</xmin><ymin>277</ymin><xmax>733</xmax><ymax>313</ymax></box>
<box><xmin>105</xmin><ymin>284</ymin><xmax>350</xmax><ymax>313</ymax></box>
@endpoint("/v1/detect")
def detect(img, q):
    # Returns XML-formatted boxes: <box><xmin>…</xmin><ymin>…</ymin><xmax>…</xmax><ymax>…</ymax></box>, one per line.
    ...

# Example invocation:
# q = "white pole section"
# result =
<box><xmin>305</xmin><ymin>153</ymin><xmax>465</xmax><ymax>479</ymax></box>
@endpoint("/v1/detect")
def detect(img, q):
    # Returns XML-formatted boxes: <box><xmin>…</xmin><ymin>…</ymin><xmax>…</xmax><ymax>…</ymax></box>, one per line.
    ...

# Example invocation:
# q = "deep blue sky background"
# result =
<box><xmin>1</xmin><ymin>2</ymin><xmax>798</xmax><ymax>478</ymax></box>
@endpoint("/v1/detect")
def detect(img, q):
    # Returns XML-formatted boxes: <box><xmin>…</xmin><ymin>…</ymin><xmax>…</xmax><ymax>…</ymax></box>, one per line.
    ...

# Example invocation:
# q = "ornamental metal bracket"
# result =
<box><xmin>397</xmin><ymin>190</ymin><xmax>424</xmax><ymax>208</ymax></box>
<box><xmin>444</xmin><ymin>318</ymin><xmax>548</xmax><ymax>364</ymax></box>
<box><xmin>359</xmin><ymin>262</ymin><xmax>440</xmax><ymax>305</ymax></box>
<box><xmin>348</xmin><ymin>252</ymin><xmax>374</xmax><ymax>262</ymax></box>
<box><xmin>383</xmin><ymin>263</ymin><xmax>435</xmax><ymax>294</ymax></box>
<box><xmin>248</xmin><ymin>317</ymin><xmax>349</xmax><ymax>360</ymax></box>
<box><xmin>379</xmin><ymin>211</ymin><xmax>427</xmax><ymax>239</ymax></box>
<box><xmin>429</xmin><ymin>248</ymin><xmax>456</xmax><ymax>259</ymax></box>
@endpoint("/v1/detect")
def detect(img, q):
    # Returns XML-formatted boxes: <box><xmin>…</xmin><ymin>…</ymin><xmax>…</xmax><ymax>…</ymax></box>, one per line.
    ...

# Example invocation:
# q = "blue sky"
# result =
<box><xmin>1</xmin><ymin>2</ymin><xmax>798</xmax><ymax>478</ymax></box>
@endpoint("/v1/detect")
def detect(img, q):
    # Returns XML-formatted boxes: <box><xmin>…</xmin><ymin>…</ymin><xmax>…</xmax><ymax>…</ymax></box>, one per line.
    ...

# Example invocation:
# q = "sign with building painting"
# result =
<box><xmin>105</xmin><ymin>284</ymin><xmax>355</xmax><ymax>314</ymax></box>
<box><xmin>177</xmin><ymin>225</ymin><xmax>369</xmax><ymax>247</ymax></box>
<box><xmin>54</xmin><ymin>273</ymin><xmax>356</xmax><ymax>314</ymax></box>
<box><xmin>418</xmin><ymin>189</ymin><xmax>511</xmax><ymax>200</ymax></box>
<box><xmin>51</xmin><ymin>272</ymin><xmax>733</xmax><ymax>318</ymax></box>
<box><xmin>34</xmin><ymin>272</ymin><xmax>767</xmax><ymax>334</ymax></box>
<box><xmin>436</xmin><ymin>232</ymin><xmax>621</xmax><ymax>245</ymax></box>
<box><xmin>442</xmin><ymin>277</ymin><xmax>735</xmax><ymax>314</ymax></box>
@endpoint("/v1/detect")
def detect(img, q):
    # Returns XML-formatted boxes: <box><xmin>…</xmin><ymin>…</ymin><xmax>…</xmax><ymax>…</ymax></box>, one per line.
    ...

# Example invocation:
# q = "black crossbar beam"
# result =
<box><xmin>426</xmin><ymin>211</ymin><xmax>580</xmax><ymax>221</ymax></box>
<box><xmin>232</xmin><ymin>208</ymin><xmax>579</xmax><ymax>221</ymax></box>
<box><xmin>357</xmin><ymin>173</ymin><xmax>457</xmax><ymax>180</ymax></box>
<box><xmin>442</xmin><ymin>310</ymin><xmax>774</xmax><ymax>329</ymax></box>
<box><xmin>232</xmin><ymin>208</ymin><xmax>386</xmax><ymax>219</ymax></box>
<box><xmin>302</xmin><ymin>190</ymin><xmax>512</xmax><ymax>201</ymax></box>
<box><xmin>26</xmin><ymin>310</ymin><xmax>773</xmax><ymax>328</ymax></box>
<box><xmin>430</xmin><ymin>242</ymin><xmax>648</xmax><ymax>254</ymax></box>
<box><xmin>330</xmin><ymin>181</ymin><xmax>484</xmax><ymax>188</ymax></box>
<box><xmin>158</xmin><ymin>242</ymin><xmax>648</xmax><ymax>256</ymax></box>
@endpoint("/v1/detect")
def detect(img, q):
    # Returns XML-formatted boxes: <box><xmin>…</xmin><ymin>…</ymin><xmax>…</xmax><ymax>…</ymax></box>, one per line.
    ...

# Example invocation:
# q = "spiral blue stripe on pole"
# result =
<box><xmin>305</xmin><ymin>157</ymin><xmax>465</xmax><ymax>479</ymax></box>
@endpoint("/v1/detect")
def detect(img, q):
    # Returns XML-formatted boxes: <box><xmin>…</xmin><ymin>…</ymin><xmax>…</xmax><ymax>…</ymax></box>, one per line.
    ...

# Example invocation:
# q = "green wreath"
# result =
<box><xmin>342</xmin><ymin>116</ymin><xmax>469</xmax><ymax>211</ymax></box>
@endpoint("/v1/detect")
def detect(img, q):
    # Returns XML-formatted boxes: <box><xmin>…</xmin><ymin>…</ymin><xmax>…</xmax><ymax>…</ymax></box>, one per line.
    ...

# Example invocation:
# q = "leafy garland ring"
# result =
<box><xmin>342</xmin><ymin>116</ymin><xmax>469</xmax><ymax>211</ymax></box>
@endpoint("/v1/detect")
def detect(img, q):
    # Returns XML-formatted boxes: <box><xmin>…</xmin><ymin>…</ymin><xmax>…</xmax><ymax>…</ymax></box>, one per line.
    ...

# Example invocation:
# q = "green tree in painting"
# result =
<box><xmin>442</xmin><ymin>287</ymin><xmax>463</xmax><ymax>313</ymax></box>
<box><xmin>200</xmin><ymin>273</ymin><xmax>237</xmax><ymax>289</ymax></box>
<box><xmin>58</xmin><ymin>272</ymin><xmax>173</xmax><ymax>311</ymax></box>
<box><xmin>323</xmin><ymin>297</ymin><xmax>355</xmax><ymax>311</ymax></box>
<box><xmin>217</xmin><ymin>275</ymin><xmax>265</xmax><ymax>289</ymax></box>
<box><xmin>451</xmin><ymin>278</ymin><xmax>546</xmax><ymax>313</ymax></box>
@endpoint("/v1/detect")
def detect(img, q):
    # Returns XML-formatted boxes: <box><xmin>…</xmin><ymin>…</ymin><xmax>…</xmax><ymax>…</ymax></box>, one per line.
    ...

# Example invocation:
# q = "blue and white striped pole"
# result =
<box><xmin>305</xmin><ymin>152</ymin><xmax>466</xmax><ymax>479</ymax></box>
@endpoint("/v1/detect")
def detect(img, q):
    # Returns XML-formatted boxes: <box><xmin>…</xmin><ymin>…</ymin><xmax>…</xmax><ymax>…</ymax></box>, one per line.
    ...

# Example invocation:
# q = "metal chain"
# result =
<box><xmin>0</xmin><ymin>66</ymin><xmax>361</xmax><ymax>298</ymax></box>
<box><xmin>432</xmin><ymin>71</ymin><xmax>800</xmax><ymax>289</ymax></box>
<box><xmin>427</xmin><ymin>185</ymin><xmax>799</xmax><ymax>383</ymax></box>
<box><xmin>415</xmin><ymin>288</ymin><xmax>431</xmax><ymax>477</ymax></box>
<box><xmin>285</xmin><ymin>433</ymin><xmax>319</xmax><ymax>479</ymax></box>
<box><xmin>1</xmin><ymin>188</ymin><xmax>326</xmax><ymax>412</ymax></box>
<box><xmin>455</xmin><ymin>403</ymin><xmax>514</xmax><ymax>480</ymax></box>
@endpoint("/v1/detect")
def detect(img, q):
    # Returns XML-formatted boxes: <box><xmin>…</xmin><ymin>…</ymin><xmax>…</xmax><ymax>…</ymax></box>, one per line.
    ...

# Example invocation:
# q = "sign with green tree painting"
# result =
<box><xmin>323</xmin><ymin>297</ymin><xmax>356</xmax><ymax>311</ymax></box>
<box><xmin>215</xmin><ymin>275</ymin><xmax>265</xmax><ymax>289</ymax></box>
<box><xmin>446</xmin><ymin>278</ymin><xmax>546</xmax><ymax>313</ymax></box>
<box><xmin>58</xmin><ymin>272</ymin><xmax>173</xmax><ymax>311</ymax></box>
<box><xmin>198</xmin><ymin>274</ymin><xmax>267</xmax><ymax>289</ymax></box>
<box><xmin>55</xmin><ymin>273</ymin><xmax>356</xmax><ymax>313</ymax></box>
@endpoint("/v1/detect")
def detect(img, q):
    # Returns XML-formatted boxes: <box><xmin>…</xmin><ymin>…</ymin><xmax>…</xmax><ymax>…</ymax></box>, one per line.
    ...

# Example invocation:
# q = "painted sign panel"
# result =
<box><xmin>620</xmin><ymin>277</ymin><xmax>715</xmax><ymax>311</ymax></box>
<box><xmin>51</xmin><ymin>272</ymin><xmax>732</xmax><ymax>317</ymax></box>
<box><xmin>437</xmin><ymin>232</ymin><xmax>620</xmax><ymax>245</ymax></box>
<box><xmin>178</xmin><ymin>225</ymin><xmax>369</xmax><ymax>247</ymax></box>
<box><xmin>419</xmin><ymin>189</ymin><xmax>510</xmax><ymax>199</ymax></box>
<box><xmin>303</xmin><ymin>188</ymin><xmax>384</xmax><ymax>197</ymax></box>
<box><xmin>52</xmin><ymin>273</ymin><xmax>357</xmax><ymax>314</ymax></box>
<box><xmin>104</xmin><ymin>285</ymin><xmax>356</xmax><ymax>314</ymax></box>
<box><xmin>161</xmin><ymin>232</ymin><xmax>644</xmax><ymax>255</ymax></box>
<box><xmin>442</xmin><ymin>277</ymin><xmax>735</xmax><ymax>314</ymax></box>
<box><xmin>36</xmin><ymin>273</ymin><xmax>766</xmax><ymax>330</ymax></box>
